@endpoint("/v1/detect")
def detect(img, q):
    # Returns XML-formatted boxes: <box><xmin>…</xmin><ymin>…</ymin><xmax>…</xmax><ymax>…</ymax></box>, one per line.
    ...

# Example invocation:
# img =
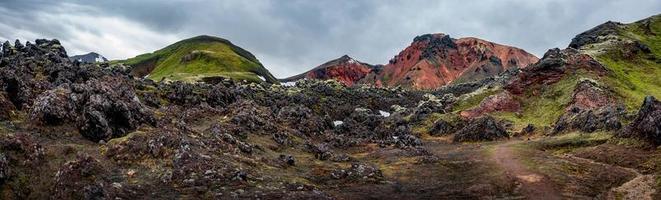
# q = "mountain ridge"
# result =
<box><xmin>284</xmin><ymin>33</ymin><xmax>539</xmax><ymax>89</ymax></box>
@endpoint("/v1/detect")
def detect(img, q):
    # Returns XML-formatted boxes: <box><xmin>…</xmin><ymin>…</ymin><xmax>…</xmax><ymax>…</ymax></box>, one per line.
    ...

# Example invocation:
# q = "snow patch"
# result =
<box><xmin>378</xmin><ymin>110</ymin><xmax>391</xmax><ymax>117</ymax></box>
<box><xmin>333</xmin><ymin>121</ymin><xmax>344</xmax><ymax>126</ymax></box>
<box><xmin>282</xmin><ymin>81</ymin><xmax>296</xmax><ymax>87</ymax></box>
<box><xmin>257</xmin><ymin>75</ymin><xmax>266</xmax><ymax>81</ymax></box>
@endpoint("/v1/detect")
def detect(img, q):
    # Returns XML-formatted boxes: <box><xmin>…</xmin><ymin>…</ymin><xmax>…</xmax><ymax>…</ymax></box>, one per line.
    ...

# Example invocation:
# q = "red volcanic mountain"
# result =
<box><xmin>378</xmin><ymin>33</ymin><xmax>539</xmax><ymax>89</ymax></box>
<box><xmin>285</xmin><ymin>33</ymin><xmax>539</xmax><ymax>89</ymax></box>
<box><xmin>280</xmin><ymin>55</ymin><xmax>378</xmax><ymax>86</ymax></box>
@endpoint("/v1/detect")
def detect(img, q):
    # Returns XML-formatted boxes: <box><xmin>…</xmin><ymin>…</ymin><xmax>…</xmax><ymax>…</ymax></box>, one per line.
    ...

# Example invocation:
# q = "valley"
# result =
<box><xmin>0</xmin><ymin>11</ymin><xmax>659</xmax><ymax>200</ymax></box>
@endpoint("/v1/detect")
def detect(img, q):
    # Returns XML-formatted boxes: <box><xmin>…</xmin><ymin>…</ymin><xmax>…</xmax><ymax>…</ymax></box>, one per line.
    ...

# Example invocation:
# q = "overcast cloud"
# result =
<box><xmin>1</xmin><ymin>0</ymin><xmax>659</xmax><ymax>78</ymax></box>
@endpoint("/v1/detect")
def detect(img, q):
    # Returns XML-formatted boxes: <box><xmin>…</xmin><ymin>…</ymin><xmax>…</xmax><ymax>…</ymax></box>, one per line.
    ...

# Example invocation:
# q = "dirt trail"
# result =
<box><xmin>492</xmin><ymin>140</ymin><xmax>562</xmax><ymax>200</ymax></box>
<box><xmin>563</xmin><ymin>154</ymin><xmax>656</xmax><ymax>200</ymax></box>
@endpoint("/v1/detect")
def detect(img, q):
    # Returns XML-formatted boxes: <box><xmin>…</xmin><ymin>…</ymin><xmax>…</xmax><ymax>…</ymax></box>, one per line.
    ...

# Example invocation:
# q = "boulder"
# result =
<box><xmin>330</xmin><ymin>163</ymin><xmax>383</xmax><ymax>182</ymax></box>
<box><xmin>618</xmin><ymin>96</ymin><xmax>661</xmax><ymax>144</ymax></box>
<box><xmin>53</xmin><ymin>155</ymin><xmax>108</xmax><ymax>200</ymax></box>
<box><xmin>29</xmin><ymin>87</ymin><xmax>77</xmax><ymax>125</ymax></box>
<box><xmin>453</xmin><ymin>116</ymin><xmax>508</xmax><ymax>142</ymax></box>
<box><xmin>553</xmin><ymin>106</ymin><xmax>623</xmax><ymax>134</ymax></box>
<box><xmin>30</xmin><ymin>77</ymin><xmax>155</xmax><ymax>142</ymax></box>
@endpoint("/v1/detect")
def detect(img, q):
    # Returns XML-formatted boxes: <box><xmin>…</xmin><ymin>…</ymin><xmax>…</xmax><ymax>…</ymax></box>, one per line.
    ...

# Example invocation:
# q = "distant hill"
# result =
<box><xmin>70</xmin><ymin>52</ymin><xmax>108</xmax><ymax>63</ymax></box>
<box><xmin>280</xmin><ymin>55</ymin><xmax>379</xmax><ymax>86</ymax></box>
<box><xmin>120</xmin><ymin>35</ymin><xmax>278</xmax><ymax>83</ymax></box>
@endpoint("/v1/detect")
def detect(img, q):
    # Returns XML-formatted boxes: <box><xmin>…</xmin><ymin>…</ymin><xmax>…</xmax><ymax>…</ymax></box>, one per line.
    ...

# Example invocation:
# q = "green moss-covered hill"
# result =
<box><xmin>570</xmin><ymin>14</ymin><xmax>661</xmax><ymax>110</ymax></box>
<box><xmin>446</xmin><ymin>14</ymin><xmax>660</xmax><ymax>131</ymax></box>
<box><xmin>120</xmin><ymin>35</ymin><xmax>278</xmax><ymax>83</ymax></box>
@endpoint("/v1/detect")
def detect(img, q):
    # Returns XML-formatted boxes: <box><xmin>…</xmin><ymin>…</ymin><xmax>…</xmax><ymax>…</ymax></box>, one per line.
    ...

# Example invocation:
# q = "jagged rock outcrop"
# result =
<box><xmin>30</xmin><ymin>76</ymin><xmax>155</xmax><ymax>142</ymax></box>
<box><xmin>0</xmin><ymin>38</ymin><xmax>155</xmax><ymax>142</ymax></box>
<box><xmin>453</xmin><ymin>116</ymin><xmax>508</xmax><ymax>142</ymax></box>
<box><xmin>569</xmin><ymin>21</ymin><xmax>624</xmax><ymax>49</ymax></box>
<box><xmin>506</xmin><ymin>48</ymin><xmax>608</xmax><ymax>95</ymax></box>
<box><xmin>411</xmin><ymin>93</ymin><xmax>454</xmax><ymax>122</ymax></box>
<box><xmin>429</xmin><ymin>116</ymin><xmax>465</xmax><ymax>136</ymax></box>
<box><xmin>553</xmin><ymin>79</ymin><xmax>624</xmax><ymax>134</ymax></box>
<box><xmin>618</xmin><ymin>96</ymin><xmax>661</xmax><ymax>144</ymax></box>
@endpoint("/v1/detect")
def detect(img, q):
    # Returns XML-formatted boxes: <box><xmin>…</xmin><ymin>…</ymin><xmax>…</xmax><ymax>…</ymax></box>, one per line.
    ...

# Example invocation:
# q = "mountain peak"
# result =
<box><xmin>70</xmin><ymin>52</ymin><xmax>108</xmax><ymax>63</ymax></box>
<box><xmin>379</xmin><ymin>34</ymin><xmax>538</xmax><ymax>89</ymax></box>
<box><xmin>121</xmin><ymin>35</ymin><xmax>277</xmax><ymax>83</ymax></box>
<box><xmin>413</xmin><ymin>33</ymin><xmax>450</xmax><ymax>42</ymax></box>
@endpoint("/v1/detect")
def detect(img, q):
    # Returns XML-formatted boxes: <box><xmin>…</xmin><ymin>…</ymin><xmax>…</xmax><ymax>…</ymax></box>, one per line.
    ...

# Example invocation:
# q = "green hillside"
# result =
<box><xmin>451</xmin><ymin>14</ymin><xmax>661</xmax><ymax>131</ymax></box>
<box><xmin>120</xmin><ymin>35</ymin><xmax>278</xmax><ymax>83</ymax></box>
<box><xmin>576</xmin><ymin>14</ymin><xmax>661</xmax><ymax>110</ymax></box>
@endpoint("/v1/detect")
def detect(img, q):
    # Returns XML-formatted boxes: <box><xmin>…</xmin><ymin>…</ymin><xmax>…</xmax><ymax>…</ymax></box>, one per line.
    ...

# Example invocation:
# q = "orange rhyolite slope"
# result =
<box><xmin>379</xmin><ymin>33</ymin><xmax>539</xmax><ymax>89</ymax></box>
<box><xmin>282</xmin><ymin>33</ymin><xmax>538</xmax><ymax>89</ymax></box>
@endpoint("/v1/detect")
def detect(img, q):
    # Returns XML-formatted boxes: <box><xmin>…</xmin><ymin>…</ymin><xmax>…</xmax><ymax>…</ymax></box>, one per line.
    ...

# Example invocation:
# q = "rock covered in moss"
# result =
<box><xmin>430</xmin><ymin>117</ymin><xmax>465</xmax><ymax>136</ymax></box>
<box><xmin>553</xmin><ymin>106</ymin><xmax>624</xmax><ymax>134</ymax></box>
<box><xmin>453</xmin><ymin>116</ymin><xmax>508</xmax><ymax>142</ymax></box>
<box><xmin>618</xmin><ymin>96</ymin><xmax>661</xmax><ymax>144</ymax></box>
<box><xmin>330</xmin><ymin>163</ymin><xmax>383</xmax><ymax>182</ymax></box>
<box><xmin>30</xmin><ymin>76</ymin><xmax>155</xmax><ymax>142</ymax></box>
<box><xmin>53</xmin><ymin>154</ymin><xmax>109</xmax><ymax>200</ymax></box>
<box><xmin>553</xmin><ymin>79</ymin><xmax>624</xmax><ymax>134</ymax></box>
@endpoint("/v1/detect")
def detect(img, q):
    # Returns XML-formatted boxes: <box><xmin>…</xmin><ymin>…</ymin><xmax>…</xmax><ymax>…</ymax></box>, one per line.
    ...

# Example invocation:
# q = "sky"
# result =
<box><xmin>1</xmin><ymin>0</ymin><xmax>659</xmax><ymax>78</ymax></box>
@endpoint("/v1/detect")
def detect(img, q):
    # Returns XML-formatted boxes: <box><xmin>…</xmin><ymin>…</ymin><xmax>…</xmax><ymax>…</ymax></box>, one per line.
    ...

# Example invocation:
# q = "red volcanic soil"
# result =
<box><xmin>378</xmin><ymin>33</ymin><xmax>539</xmax><ymax>89</ymax></box>
<box><xmin>281</xmin><ymin>55</ymin><xmax>376</xmax><ymax>86</ymax></box>
<box><xmin>461</xmin><ymin>91</ymin><xmax>521</xmax><ymax>119</ymax></box>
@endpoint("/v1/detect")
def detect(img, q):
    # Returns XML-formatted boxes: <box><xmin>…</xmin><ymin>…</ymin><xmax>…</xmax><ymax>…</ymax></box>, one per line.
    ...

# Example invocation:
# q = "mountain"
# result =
<box><xmin>120</xmin><ymin>35</ymin><xmax>278</xmax><ymax>83</ymax></box>
<box><xmin>280</xmin><ymin>55</ymin><xmax>379</xmax><ymax>86</ymax></box>
<box><xmin>69</xmin><ymin>52</ymin><xmax>108</xmax><ymax>63</ymax></box>
<box><xmin>378</xmin><ymin>34</ymin><xmax>539</xmax><ymax>89</ymax></box>
<box><xmin>454</xmin><ymin>14</ymin><xmax>660</xmax><ymax>132</ymax></box>
<box><xmin>568</xmin><ymin>14</ymin><xmax>661</xmax><ymax>110</ymax></box>
<box><xmin>286</xmin><ymin>34</ymin><xmax>538</xmax><ymax>89</ymax></box>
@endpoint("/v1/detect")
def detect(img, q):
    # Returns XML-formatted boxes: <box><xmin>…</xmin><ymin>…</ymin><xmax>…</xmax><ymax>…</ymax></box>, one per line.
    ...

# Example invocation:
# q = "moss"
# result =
<box><xmin>452</xmin><ymin>87</ymin><xmax>501</xmax><ymax>112</ymax></box>
<box><xmin>595</xmin><ymin>35</ymin><xmax>661</xmax><ymax>111</ymax></box>
<box><xmin>492</xmin><ymin>73</ymin><xmax>585</xmax><ymax>130</ymax></box>
<box><xmin>411</xmin><ymin>113</ymin><xmax>462</xmax><ymax>135</ymax></box>
<box><xmin>585</xmin><ymin>15</ymin><xmax>661</xmax><ymax>111</ymax></box>
<box><xmin>526</xmin><ymin>131</ymin><xmax>612</xmax><ymax>153</ymax></box>
<box><xmin>118</xmin><ymin>35</ymin><xmax>277</xmax><ymax>83</ymax></box>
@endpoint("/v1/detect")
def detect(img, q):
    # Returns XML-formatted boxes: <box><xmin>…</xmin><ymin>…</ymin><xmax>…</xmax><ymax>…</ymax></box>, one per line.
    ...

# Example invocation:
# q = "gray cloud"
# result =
<box><xmin>1</xmin><ymin>0</ymin><xmax>659</xmax><ymax>78</ymax></box>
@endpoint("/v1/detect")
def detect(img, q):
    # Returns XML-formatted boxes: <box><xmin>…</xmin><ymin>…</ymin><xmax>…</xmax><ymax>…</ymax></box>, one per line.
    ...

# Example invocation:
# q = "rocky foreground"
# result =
<box><xmin>0</xmin><ymin>36</ymin><xmax>660</xmax><ymax>199</ymax></box>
